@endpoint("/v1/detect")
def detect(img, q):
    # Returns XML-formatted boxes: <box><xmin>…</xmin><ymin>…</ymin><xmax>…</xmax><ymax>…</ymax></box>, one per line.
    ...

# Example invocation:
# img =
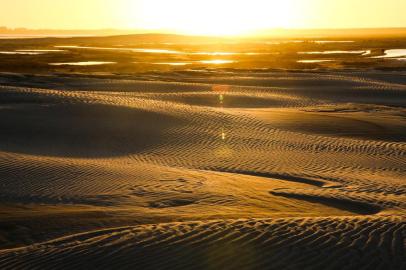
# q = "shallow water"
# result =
<box><xmin>55</xmin><ymin>45</ymin><xmax>270</xmax><ymax>56</ymax></box>
<box><xmin>199</xmin><ymin>60</ymin><xmax>236</xmax><ymax>64</ymax></box>
<box><xmin>0</xmin><ymin>49</ymin><xmax>65</xmax><ymax>55</ymax></box>
<box><xmin>149</xmin><ymin>60</ymin><xmax>236</xmax><ymax>65</ymax></box>
<box><xmin>0</xmin><ymin>51</ymin><xmax>44</xmax><ymax>55</ymax></box>
<box><xmin>373</xmin><ymin>49</ymin><xmax>406</xmax><ymax>59</ymax></box>
<box><xmin>192</xmin><ymin>52</ymin><xmax>273</xmax><ymax>56</ymax></box>
<box><xmin>314</xmin><ymin>40</ymin><xmax>354</xmax><ymax>44</ymax></box>
<box><xmin>49</xmin><ymin>61</ymin><xmax>116</xmax><ymax>66</ymax></box>
<box><xmin>297</xmin><ymin>60</ymin><xmax>334</xmax><ymax>63</ymax></box>
<box><xmin>153</xmin><ymin>62</ymin><xmax>190</xmax><ymax>66</ymax></box>
<box><xmin>299</xmin><ymin>50</ymin><xmax>366</xmax><ymax>55</ymax></box>
<box><xmin>192</xmin><ymin>51</ymin><xmax>237</xmax><ymax>55</ymax></box>
<box><xmin>17</xmin><ymin>49</ymin><xmax>65</xmax><ymax>52</ymax></box>
<box><xmin>133</xmin><ymin>48</ymin><xmax>181</xmax><ymax>54</ymax></box>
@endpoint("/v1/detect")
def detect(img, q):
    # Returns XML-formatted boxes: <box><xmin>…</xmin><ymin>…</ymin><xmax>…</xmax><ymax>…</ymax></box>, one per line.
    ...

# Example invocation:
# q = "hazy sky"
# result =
<box><xmin>1</xmin><ymin>0</ymin><xmax>406</xmax><ymax>35</ymax></box>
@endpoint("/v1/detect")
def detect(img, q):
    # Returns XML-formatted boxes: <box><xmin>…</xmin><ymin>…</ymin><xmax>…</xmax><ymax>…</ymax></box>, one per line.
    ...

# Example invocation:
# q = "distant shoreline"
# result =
<box><xmin>1</xmin><ymin>27</ymin><xmax>406</xmax><ymax>39</ymax></box>
<box><xmin>0</xmin><ymin>35</ymin><xmax>99</xmax><ymax>39</ymax></box>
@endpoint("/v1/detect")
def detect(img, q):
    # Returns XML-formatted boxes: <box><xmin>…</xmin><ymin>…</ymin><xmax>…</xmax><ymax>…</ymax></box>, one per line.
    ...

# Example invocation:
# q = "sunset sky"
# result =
<box><xmin>1</xmin><ymin>0</ymin><xmax>406</xmax><ymax>35</ymax></box>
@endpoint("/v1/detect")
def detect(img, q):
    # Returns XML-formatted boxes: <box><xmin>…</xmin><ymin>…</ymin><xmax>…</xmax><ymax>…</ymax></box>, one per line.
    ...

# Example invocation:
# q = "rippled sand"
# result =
<box><xmin>0</xmin><ymin>70</ymin><xmax>404</xmax><ymax>269</ymax></box>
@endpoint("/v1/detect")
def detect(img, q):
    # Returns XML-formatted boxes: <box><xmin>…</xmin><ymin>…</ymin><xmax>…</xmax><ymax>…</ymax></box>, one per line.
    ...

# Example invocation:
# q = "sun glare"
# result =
<box><xmin>124</xmin><ymin>0</ymin><xmax>295</xmax><ymax>36</ymax></box>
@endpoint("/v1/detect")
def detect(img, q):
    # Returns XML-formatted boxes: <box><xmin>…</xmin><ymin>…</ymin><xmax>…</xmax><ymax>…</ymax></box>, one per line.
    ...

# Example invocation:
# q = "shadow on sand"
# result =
<box><xmin>0</xmin><ymin>101</ymin><xmax>181</xmax><ymax>158</ymax></box>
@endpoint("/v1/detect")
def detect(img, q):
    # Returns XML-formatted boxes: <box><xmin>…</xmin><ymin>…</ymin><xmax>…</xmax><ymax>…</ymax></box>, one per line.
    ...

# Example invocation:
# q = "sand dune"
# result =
<box><xmin>0</xmin><ymin>71</ymin><xmax>405</xmax><ymax>269</ymax></box>
<box><xmin>0</xmin><ymin>217</ymin><xmax>404</xmax><ymax>270</ymax></box>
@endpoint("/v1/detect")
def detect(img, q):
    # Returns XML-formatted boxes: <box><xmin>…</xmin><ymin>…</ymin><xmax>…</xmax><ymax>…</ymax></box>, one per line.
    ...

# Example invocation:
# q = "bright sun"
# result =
<box><xmin>124</xmin><ymin>0</ymin><xmax>295</xmax><ymax>36</ymax></box>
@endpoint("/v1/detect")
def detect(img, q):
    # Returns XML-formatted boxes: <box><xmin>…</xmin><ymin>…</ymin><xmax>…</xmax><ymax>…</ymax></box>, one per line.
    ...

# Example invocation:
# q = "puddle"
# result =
<box><xmin>313</xmin><ymin>40</ymin><xmax>354</xmax><ymax>44</ymax></box>
<box><xmin>297</xmin><ymin>60</ymin><xmax>334</xmax><ymax>63</ymax></box>
<box><xmin>49</xmin><ymin>61</ymin><xmax>116</xmax><ymax>66</ymax></box>
<box><xmin>373</xmin><ymin>49</ymin><xmax>406</xmax><ymax>59</ymax></box>
<box><xmin>299</xmin><ymin>50</ymin><xmax>366</xmax><ymax>55</ymax></box>
<box><xmin>153</xmin><ymin>62</ymin><xmax>190</xmax><ymax>66</ymax></box>
<box><xmin>16</xmin><ymin>49</ymin><xmax>65</xmax><ymax>52</ymax></box>
<box><xmin>199</xmin><ymin>60</ymin><xmax>235</xmax><ymax>64</ymax></box>
<box><xmin>0</xmin><ymin>51</ymin><xmax>44</xmax><ymax>55</ymax></box>
<box><xmin>55</xmin><ymin>45</ymin><xmax>269</xmax><ymax>56</ymax></box>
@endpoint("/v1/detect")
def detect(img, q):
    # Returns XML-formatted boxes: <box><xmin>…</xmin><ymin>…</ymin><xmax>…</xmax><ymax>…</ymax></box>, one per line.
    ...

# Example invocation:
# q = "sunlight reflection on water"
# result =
<box><xmin>17</xmin><ymin>49</ymin><xmax>65</xmax><ymax>52</ymax></box>
<box><xmin>54</xmin><ymin>45</ymin><xmax>268</xmax><ymax>56</ymax></box>
<box><xmin>297</xmin><ymin>60</ymin><xmax>334</xmax><ymax>63</ymax></box>
<box><xmin>298</xmin><ymin>50</ymin><xmax>366</xmax><ymax>55</ymax></box>
<box><xmin>373</xmin><ymin>49</ymin><xmax>406</xmax><ymax>59</ymax></box>
<box><xmin>49</xmin><ymin>61</ymin><xmax>116</xmax><ymax>66</ymax></box>
<box><xmin>0</xmin><ymin>51</ymin><xmax>44</xmax><ymax>55</ymax></box>
<box><xmin>153</xmin><ymin>62</ymin><xmax>189</xmax><ymax>66</ymax></box>
<box><xmin>200</xmin><ymin>60</ymin><xmax>235</xmax><ymax>64</ymax></box>
<box><xmin>148</xmin><ymin>61</ymin><xmax>236</xmax><ymax>66</ymax></box>
<box><xmin>314</xmin><ymin>40</ymin><xmax>354</xmax><ymax>44</ymax></box>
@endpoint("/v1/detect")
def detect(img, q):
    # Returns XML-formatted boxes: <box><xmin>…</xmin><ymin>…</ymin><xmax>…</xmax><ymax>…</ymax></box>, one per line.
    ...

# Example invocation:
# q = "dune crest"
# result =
<box><xmin>0</xmin><ymin>71</ymin><xmax>405</xmax><ymax>269</ymax></box>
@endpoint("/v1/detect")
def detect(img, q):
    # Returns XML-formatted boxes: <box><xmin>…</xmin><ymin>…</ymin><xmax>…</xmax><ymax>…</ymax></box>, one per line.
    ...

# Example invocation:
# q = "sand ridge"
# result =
<box><xmin>0</xmin><ymin>71</ymin><xmax>404</xmax><ymax>269</ymax></box>
<box><xmin>0</xmin><ymin>217</ymin><xmax>404</xmax><ymax>270</ymax></box>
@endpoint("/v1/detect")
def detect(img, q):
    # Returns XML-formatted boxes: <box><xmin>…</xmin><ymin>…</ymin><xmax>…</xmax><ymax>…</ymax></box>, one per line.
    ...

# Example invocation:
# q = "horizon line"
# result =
<box><xmin>1</xmin><ymin>26</ymin><xmax>406</xmax><ymax>38</ymax></box>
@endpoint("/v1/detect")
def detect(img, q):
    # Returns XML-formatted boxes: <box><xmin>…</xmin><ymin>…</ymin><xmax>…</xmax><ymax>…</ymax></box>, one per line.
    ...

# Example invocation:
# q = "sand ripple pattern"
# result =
<box><xmin>0</xmin><ymin>71</ymin><xmax>405</xmax><ymax>269</ymax></box>
<box><xmin>0</xmin><ymin>217</ymin><xmax>404</xmax><ymax>270</ymax></box>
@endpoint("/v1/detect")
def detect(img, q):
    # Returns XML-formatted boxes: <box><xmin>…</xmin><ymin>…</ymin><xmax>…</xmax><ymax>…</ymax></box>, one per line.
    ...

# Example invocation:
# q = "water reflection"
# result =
<box><xmin>297</xmin><ymin>60</ymin><xmax>333</xmax><ymax>63</ymax></box>
<box><xmin>1</xmin><ymin>49</ymin><xmax>64</xmax><ymax>55</ymax></box>
<box><xmin>193</xmin><ymin>52</ymin><xmax>236</xmax><ymax>56</ymax></box>
<box><xmin>373</xmin><ymin>49</ymin><xmax>406</xmax><ymax>59</ymax></box>
<box><xmin>133</xmin><ymin>48</ymin><xmax>181</xmax><ymax>54</ymax></box>
<box><xmin>0</xmin><ymin>51</ymin><xmax>44</xmax><ymax>55</ymax></box>
<box><xmin>153</xmin><ymin>62</ymin><xmax>189</xmax><ymax>66</ymax></box>
<box><xmin>16</xmin><ymin>49</ymin><xmax>65</xmax><ymax>52</ymax></box>
<box><xmin>54</xmin><ymin>45</ymin><xmax>264</xmax><ymax>56</ymax></box>
<box><xmin>49</xmin><ymin>61</ymin><xmax>116</xmax><ymax>66</ymax></box>
<box><xmin>314</xmin><ymin>40</ymin><xmax>354</xmax><ymax>44</ymax></box>
<box><xmin>148</xmin><ymin>60</ymin><xmax>237</xmax><ymax>66</ymax></box>
<box><xmin>200</xmin><ymin>60</ymin><xmax>235</xmax><ymax>65</ymax></box>
<box><xmin>194</xmin><ymin>51</ymin><xmax>276</xmax><ymax>56</ymax></box>
<box><xmin>298</xmin><ymin>50</ymin><xmax>366</xmax><ymax>55</ymax></box>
